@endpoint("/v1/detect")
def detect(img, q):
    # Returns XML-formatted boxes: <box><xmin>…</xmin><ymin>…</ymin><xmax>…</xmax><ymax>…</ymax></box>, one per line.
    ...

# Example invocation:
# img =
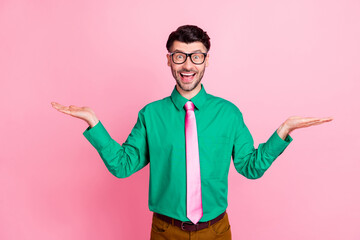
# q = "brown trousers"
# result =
<box><xmin>150</xmin><ymin>212</ymin><xmax>232</xmax><ymax>240</ymax></box>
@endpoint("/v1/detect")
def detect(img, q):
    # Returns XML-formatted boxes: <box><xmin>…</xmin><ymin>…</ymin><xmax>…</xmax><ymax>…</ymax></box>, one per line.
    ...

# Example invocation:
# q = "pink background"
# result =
<box><xmin>1</xmin><ymin>0</ymin><xmax>359</xmax><ymax>239</ymax></box>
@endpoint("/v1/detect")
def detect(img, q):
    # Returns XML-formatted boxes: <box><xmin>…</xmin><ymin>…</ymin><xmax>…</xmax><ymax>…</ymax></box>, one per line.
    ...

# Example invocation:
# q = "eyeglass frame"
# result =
<box><xmin>169</xmin><ymin>51</ymin><xmax>208</xmax><ymax>65</ymax></box>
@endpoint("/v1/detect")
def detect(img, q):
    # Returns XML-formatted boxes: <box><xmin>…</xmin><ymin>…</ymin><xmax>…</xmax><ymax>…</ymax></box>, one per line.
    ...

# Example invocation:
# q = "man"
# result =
<box><xmin>51</xmin><ymin>25</ymin><xmax>332</xmax><ymax>239</ymax></box>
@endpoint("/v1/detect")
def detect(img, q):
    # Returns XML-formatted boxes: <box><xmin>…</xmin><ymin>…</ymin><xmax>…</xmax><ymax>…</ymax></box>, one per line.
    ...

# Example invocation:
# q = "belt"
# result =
<box><xmin>154</xmin><ymin>211</ymin><xmax>226</xmax><ymax>232</ymax></box>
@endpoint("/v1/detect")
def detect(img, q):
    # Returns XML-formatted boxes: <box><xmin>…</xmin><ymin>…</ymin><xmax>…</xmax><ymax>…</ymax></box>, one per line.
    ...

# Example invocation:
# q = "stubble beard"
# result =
<box><xmin>171</xmin><ymin>67</ymin><xmax>205</xmax><ymax>92</ymax></box>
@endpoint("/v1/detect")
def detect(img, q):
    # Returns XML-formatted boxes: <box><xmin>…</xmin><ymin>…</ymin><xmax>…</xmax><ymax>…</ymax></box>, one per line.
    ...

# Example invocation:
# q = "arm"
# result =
<box><xmin>83</xmin><ymin>108</ymin><xmax>149</xmax><ymax>178</ymax></box>
<box><xmin>50</xmin><ymin>101</ymin><xmax>149</xmax><ymax>178</ymax></box>
<box><xmin>232</xmin><ymin>112</ymin><xmax>333</xmax><ymax>179</ymax></box>
<box><xmin>232</xmin><ymin>111</ymin><xmax>292</xmax><ymax>179</ymax></box>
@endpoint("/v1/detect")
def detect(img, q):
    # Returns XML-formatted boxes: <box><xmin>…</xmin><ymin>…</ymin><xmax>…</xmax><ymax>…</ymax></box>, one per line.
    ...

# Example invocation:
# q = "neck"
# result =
<box><xmin>176</xmin><ymin>84</ymin><xmax>202</xmax><ymax>100</ymax></box>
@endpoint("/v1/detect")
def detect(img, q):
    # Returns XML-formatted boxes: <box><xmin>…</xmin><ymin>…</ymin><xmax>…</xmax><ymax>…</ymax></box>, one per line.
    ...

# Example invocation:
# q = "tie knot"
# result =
<box><xmin>184</xmin><ymin>101</ymin><xmax>195</xmax><ymax>111</ymax></box>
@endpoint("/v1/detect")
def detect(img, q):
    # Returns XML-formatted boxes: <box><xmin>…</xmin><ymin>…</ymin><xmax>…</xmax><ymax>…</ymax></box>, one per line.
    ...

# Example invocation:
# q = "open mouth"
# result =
<box><xmin>180</xmin><ymin>72</ymin><xmax>196</xmax><ymax>82</ymax></box>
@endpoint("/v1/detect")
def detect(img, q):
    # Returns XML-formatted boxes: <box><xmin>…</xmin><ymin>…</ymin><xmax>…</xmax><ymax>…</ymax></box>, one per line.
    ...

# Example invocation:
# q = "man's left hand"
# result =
<box><xmin>277</xmin><ymin>116</ymin><xmax>333</xmax><ymax>140</ymax></box>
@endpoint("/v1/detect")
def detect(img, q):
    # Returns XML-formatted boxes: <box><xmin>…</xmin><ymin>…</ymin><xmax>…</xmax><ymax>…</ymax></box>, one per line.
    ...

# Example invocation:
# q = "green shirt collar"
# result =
<box><xmin>170</xmin><ymin>84</ymin><xmax>208</xmax><ymax>111</ymax></box>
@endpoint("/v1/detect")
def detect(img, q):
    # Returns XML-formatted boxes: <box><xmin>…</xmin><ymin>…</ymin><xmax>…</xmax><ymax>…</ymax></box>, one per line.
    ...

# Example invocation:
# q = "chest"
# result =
<box><xmin>146</xmin><ymin>109</ymin><xmax>234</xmax><ymax>153</ymax></box>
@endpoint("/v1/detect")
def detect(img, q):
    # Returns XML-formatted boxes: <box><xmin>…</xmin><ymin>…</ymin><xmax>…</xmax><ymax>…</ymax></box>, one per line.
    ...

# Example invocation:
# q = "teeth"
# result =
<box><xmin>181</xmin><ymin>73</ymin><xmax>195</xmax><ymax>76</ymax></box>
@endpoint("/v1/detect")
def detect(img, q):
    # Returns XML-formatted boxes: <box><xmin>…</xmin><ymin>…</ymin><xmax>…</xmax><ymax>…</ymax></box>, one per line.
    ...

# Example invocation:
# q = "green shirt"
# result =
<box><xmin>83</xmin><ymin>84</ymin><xmax>293</xmax><ymax>222</ymax></box>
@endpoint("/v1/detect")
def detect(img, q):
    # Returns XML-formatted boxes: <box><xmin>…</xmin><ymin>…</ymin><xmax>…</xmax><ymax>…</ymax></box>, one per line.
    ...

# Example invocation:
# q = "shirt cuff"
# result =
<box><xmin>83</xmin><ymin>120</ymin><xmax>112</xmax><ymax>150</ymax></box>
<box><xmin>263</xmin><ymin>130</ymin><xmax>293</xmax><ymax>158</ymax></box>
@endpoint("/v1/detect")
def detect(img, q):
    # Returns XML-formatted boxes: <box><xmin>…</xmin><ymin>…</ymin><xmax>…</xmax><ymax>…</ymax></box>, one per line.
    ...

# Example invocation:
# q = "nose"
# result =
<box><xmin>183</xmin><ymin>56</ymin><xmax>193</xmax><ymax>69</ymax></box>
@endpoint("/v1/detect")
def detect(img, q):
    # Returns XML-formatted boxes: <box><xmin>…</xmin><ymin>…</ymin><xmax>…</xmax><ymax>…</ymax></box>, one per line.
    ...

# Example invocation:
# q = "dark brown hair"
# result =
<box><xmin>166</xmin><ymin>25</ymin><xmax>211</xmax><ymax>52</ymax></box>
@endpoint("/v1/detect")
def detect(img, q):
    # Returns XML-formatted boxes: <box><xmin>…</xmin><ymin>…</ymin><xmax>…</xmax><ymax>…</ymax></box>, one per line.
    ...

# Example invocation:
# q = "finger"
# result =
<box><xmin>56</xmin><ymin>108</ymin><xmax>71</xmax><ymax>115</ymax></box>
<box><xmin>304</xmin><ymin>120</ymin><xmax>332</xmax><ymax>127</ymax></box>
<box><xmin>55</xmin><ymin>104</ymin><xmax>69</xmax><ymax>111</ymax></box>
<box><xmin>306</xmin><ymin>121</ymin><xmax>328</xmax><ymax>127</ymax></box>
<box><xmin>320</xmin><ymin>118</ymin><xmax>333</xmax><ymax>122</ymax></box>
<box><xmin>295</xmin><ymin>119</ymin><xmax>327</xmax><ymax>128</ymax></box>
<box><xmin>311</xmin><ymin>118</ymin><xmax>333</xmax><ymax>123</ymax></box>
<box><xmin>309</xmin><ymin>117</ymin><xmax>333</xmax><ymax>121</ymax></box>
<box><xmin>52</xmin><ymin>103</ymin><xmax>72</xmax><ymax>114</ymax></box>
<box><xmin>51</xmin><ymin>102</ymin><xmax>67</xmax><ymax>110</ymax></box>
<box><xmin>300</xmin><ymin>119</ymin><xmax>322</xmax><ymax>125</ymax></box>
<box><xmin>321</xmin><ymin>117</ymin><xmax>333</xmax><ymax>121</ymax></box>
<box><xmin>51</xmin><ymin>102</ymin><xmax>60</xmax><ymax>108</ymax></box>
<box><xmin>301</xmin><ymin>117</ymin><xmax>332</xmax><ymax>124</ymax></box>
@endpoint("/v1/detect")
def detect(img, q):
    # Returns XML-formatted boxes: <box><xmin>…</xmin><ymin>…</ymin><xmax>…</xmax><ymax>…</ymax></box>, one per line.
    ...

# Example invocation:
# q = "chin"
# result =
<box><xmin>179</xmin><ymin>81</ymin><xmax>199</xmax><ymax>92</ymax></box>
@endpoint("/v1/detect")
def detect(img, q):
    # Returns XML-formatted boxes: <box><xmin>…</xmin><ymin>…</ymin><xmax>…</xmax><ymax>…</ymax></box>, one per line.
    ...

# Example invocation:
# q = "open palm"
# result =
<box><xmin>285</xmin><ymin>116</ymin><xmax>333</xmax><ymax>133</ymax></box>
<box><xmin>51</xmin><ymin>102</ymin><xmax>98</xmax><ymax>126</ymax></box>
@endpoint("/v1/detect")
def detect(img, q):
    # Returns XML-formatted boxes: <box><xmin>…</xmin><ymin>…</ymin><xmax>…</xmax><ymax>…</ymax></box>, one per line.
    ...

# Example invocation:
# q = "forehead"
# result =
<box><xmin>170</xmin><ymin>40</ymin><xmax>207</xmax><ymax>53</ymax></box>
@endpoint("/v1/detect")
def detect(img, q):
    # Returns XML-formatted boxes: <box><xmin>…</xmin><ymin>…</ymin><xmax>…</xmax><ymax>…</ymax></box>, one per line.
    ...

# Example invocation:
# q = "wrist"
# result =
<box><xmin>87</xmin><ymin>116</ymin><xmax>99</xmax><ymax>128</ymax></box>
<box><xmin>277</xmin><ymin>122</ymin><xmax>291</xmax><ymax>140</ymax></box>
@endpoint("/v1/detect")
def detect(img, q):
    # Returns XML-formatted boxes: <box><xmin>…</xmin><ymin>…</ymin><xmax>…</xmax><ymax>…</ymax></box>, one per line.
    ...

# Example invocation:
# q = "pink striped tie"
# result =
<box><xmin>184</xmin><ymin>101</ymin><xmax>203</xmax><ymax>224</ymax></box>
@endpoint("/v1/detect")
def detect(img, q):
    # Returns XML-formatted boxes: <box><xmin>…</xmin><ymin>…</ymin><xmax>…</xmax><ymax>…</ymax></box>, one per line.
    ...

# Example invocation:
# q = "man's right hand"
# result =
<box><xmin>51</xmin><ymin>102</ymin><xmax>99</xmax><ymax>128</ymax></box>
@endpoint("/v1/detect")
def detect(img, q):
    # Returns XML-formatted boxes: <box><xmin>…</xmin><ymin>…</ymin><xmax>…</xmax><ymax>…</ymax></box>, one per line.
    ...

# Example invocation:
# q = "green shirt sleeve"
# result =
<box><xmin>232</xmin><ymin>111</ymin><xmax>293</xmax><ymax>179</ymax></box>
<box><xmin>83</xmin><ymin>108</ymin><xmax>149</xmax><ymax>178</ymax></box>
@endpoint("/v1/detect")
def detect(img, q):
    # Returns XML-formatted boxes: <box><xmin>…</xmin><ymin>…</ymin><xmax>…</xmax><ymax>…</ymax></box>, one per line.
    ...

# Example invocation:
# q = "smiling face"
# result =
<box><xmin>167</xmin><ymin>40</ymin><xmax>209</xmax><ymax>97</ymax></box>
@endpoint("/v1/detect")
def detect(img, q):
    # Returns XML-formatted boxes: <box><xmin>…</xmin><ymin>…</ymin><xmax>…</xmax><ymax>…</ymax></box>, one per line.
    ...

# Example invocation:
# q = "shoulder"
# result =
<box><xmin>138</xmin><ymin>96</ymin><xmax>172</xmax><ymax>115</ymax></box>
<box><xmin>206</xmin><ymin>93</ymin><xmax>243</xmax><ymax>117</ymax></box>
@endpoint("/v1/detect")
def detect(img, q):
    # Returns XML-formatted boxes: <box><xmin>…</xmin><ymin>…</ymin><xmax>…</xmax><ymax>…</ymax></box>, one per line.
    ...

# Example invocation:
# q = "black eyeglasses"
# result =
<box><xmin>169</xmin><ymin>52</ymin><xmax>207</xmax><ymax>65</ymax></box>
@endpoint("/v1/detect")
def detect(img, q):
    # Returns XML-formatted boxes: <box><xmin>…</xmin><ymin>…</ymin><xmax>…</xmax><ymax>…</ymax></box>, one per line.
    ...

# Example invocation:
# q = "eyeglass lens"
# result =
<box><xmin>172</xmin><ymin>52</ymin><xmax>205</xmax><ymax>64</ymax></box>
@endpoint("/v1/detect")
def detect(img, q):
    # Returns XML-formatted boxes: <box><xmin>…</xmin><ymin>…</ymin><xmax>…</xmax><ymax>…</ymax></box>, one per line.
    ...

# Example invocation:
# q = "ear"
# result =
<box><xmin>205</xmin><ymin>53</ymin><xmax>209</xmax><ymax>67</ymax></box>
<box><xmin>167</xmin><ymin>54</ymin><xmax>171</xmax><ymax>66</ymax></box>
